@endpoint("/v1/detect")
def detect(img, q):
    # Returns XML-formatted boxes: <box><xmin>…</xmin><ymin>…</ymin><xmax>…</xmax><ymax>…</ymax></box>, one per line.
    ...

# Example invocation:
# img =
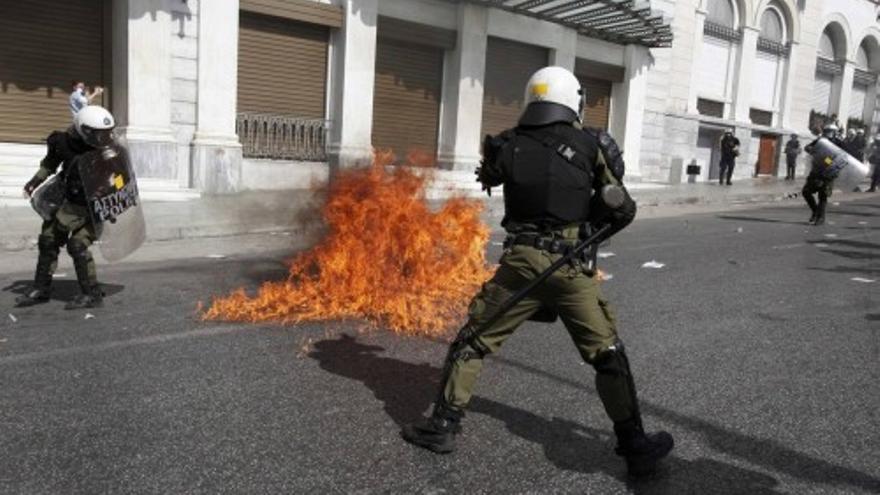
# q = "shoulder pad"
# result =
<box><xmin>482</xmin><ymin>129</ymin><xmax>515</xmax><ymax>166</ymax></box>
<box><xmin>584</xmin><ymin>127</ymin><xmax>625</xmax><ymax>180</ymax></box>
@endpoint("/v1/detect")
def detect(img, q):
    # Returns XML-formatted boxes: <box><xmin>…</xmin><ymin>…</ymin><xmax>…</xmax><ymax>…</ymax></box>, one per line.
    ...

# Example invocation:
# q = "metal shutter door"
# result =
<box><xmin>372</xmin><ymin>38</ymin><xmax>443</xmax><ymax>162</ymax></box>
<box><xmin>238</xmin><ymin>11</ymin><xmax>328</xmax><ymax>118</ymax></box>
<box><xmin>812</xmin><ymin>72</ymin><xmax>833</xmax><ymax>114</ymax></box>
<box><xmin>850</xmin><ymin>83</ymin><xmax>868</xmax><ymax>119</ymax></box>
<box><xmin>482</xmin><ymin>38</ymin><xmax>548</xmax><ymax>137</ymax></box>
<box><xmin>578</xmin><ymin>77</ymin><xmax>612</xmax><ymax>130</ymax></box>
<box><xmin>696</xmin><ymin>36</ymin><xmax>732</xmax><ymax>100</ymax></box>
<box><xmin>0</xmin><ymin>0</ymin><xmax>107</xmax><ymax>143</ymax></box>
<box><xmin>752</xmin><ymin>51</ymin><xmax>780</xmax><ymax>110</ymax></box>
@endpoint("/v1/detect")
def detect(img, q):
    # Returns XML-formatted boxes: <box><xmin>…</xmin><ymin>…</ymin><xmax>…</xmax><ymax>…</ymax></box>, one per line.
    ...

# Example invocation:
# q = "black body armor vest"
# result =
<box><xmin>47</xmin><ymin>130</ymin><xmax>91</xmax><ymax>205</ymax></box>
<box><xmin>499</xmin><ymin>124</ymin><xmax>599</xmax><ymax>230</ymax></box>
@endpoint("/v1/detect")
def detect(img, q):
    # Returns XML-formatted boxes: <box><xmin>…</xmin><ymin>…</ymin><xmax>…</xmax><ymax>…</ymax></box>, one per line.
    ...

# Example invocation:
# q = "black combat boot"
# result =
<box><xmin>64</xmin><ymin>289</ymin><xmax>103</xmax><ymax>310</ymax></box>
<box><xmin>812</xmin><ymin>215</ymin><xmax>825</xmax><ymax>226</ymax></box>
<box><xmin>401</xmin><ymin>401</ymin><xmax>463</xmax><ymax>454</ymax></box>
<box><xmin>14</xmin><ymin>288</ymin><xmax>51</xmax><ymax>307</ymax></box>
<box><xmin>614</xmin><ymin>417</ymin><xmax>674</xmax><ymax>477</ymax></box>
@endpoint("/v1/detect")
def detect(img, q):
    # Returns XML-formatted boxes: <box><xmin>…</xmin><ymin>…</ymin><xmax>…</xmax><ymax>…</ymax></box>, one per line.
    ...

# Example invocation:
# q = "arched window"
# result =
<box><xmin>857</xmin><ymin>45</ymin><xmax>869</xmax><ymax>69</ymax></box>
<box><xmin>707</xmin><ymin>0</ymin><xmax>735</xmax><ymax>28</ymax></box>
<box><xmin>819</xmin><ymin>31</ymin><xmax>836</xmax><ymax>60</ymax></box>
<box><xmin>760</xmin><ymin>8</ymin><xmax>784</xmax><ymax>42</ymax></box>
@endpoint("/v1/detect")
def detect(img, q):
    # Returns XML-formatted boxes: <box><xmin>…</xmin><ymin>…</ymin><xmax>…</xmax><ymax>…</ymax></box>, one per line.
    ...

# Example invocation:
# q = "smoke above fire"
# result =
<box><xmin>203</xmin><ymin>151</ymin><xmax>493</xmax><ymax>336</ymax></box>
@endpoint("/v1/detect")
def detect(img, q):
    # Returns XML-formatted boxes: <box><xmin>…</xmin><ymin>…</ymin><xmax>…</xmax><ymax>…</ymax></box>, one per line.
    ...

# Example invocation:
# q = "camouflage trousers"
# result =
<box><xmin>438</xmin><ymin>233</ymin><xmax>636</xmax><ymax>422</ymax></box>
<box><xmin>34</xmin><ymin>201</ymin><xmax>98</xmax><ymax>292</ymax></box>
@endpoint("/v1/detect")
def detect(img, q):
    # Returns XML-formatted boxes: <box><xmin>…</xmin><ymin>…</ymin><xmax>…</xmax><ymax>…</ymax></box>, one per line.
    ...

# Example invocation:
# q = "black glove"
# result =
<box><xmin>475</xmin><ymin>165</ymin><xmax>492</xmax><ymax>196</ymax></box>
<box><xmin>23</xmin><ymin>176</ymin><xmax>43</xmax><ymax>197</ymax></box>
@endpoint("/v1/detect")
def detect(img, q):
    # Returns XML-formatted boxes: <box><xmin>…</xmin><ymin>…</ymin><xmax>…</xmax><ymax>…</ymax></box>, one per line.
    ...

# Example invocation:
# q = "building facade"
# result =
<box><xmin>0</xmin><ymin>0</ymin><xmax>878</xmax><ymax>199</ymax></box>
<box><xmin>640</xmin><ymin>0</ymin><xmax>880</xmax><ymax>183</ymax></box>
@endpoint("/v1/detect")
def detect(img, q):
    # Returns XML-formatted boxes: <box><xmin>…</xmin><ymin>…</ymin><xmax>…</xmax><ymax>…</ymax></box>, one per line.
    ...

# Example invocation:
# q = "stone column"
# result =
<box><xmin>687</xmin><ymin>7</ymin><xmax>708</xmax><ymax>114</ymax></box>
<box><xmin>112</xmin><ymin>0</ymin><xmax>178</xmax><ymax>179</ymax></box>
<box><xmin>779</xmin><ymin>40</ymin><xmax>800</xmax><ymax>129</ymax></box>
<box><xmin>834</xmin><ymin>61</ymin><xmax>856</xmax><ymax>125</ymax></box>
<box><xmin>190</xmin><ymin>0</ymin><xmax>243</xmax><ymax>194</ymax></box>
<box><xmin>436</xmin><ymin>2</ymin><xmax>488</xmax><ymax>171</ymax></box>
<box><xmin>549</xmin><ymin>29</ymin><xmax>577</xmax><ymax>71</ymax></box>
<box><xmin>327</xmin><ymin>0</ymin><xmax>378</xmax><ymax>172</ymax></box>
<box><xmin>612</xmin><ymin>44</ymin><xmax>650</xmax><ymax>181</ymax></box>
<box><xmin>732</xmin><ymin>26</ymin><xmax>759</xmax><ymax>122</ymax></box>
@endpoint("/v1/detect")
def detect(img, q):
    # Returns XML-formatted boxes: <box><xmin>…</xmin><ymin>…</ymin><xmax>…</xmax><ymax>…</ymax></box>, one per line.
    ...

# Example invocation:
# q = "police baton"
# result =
<box><xmin>473</xmin><ymin>222</ymin><xmax>613</xmax><ymax>335</ymax></box>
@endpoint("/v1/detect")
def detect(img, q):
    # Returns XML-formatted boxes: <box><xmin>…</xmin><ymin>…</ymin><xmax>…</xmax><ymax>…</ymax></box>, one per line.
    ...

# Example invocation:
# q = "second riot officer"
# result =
<box><xmin>401</xmin><ymin>67</ymin><xmax>674</xmax><ymax>477</ymax></box>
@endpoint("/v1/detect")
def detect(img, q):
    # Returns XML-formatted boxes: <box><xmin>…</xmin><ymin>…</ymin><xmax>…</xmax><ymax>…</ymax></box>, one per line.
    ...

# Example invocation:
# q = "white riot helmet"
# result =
<box><xmin>821</xmin><ymin>123</ymin><xmax>839</xmax><ymax>139</ymax></box>
<box><xmin>74</xmin><ymin>105</ymin><xmax>116</xmax><ymax>148</ymax></box>
<box><xmin>519</xmin><ymin>66</ymin><xmax>584</xmax><ymax>126</ymax></box>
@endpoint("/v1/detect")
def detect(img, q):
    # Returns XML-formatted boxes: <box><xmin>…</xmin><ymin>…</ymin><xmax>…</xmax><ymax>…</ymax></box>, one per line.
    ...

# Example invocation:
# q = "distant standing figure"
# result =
<box><xmin>868</xmin><ymin>135</ymin><xmax>880</xmax><ymax>192</ymax></box>
<box><xmin>718</xmin><ymin>130</ymin><xmax>740</xmax><ymax>186</ymax></box>
<box><xmin>69</xmin><ymin>81</ymin><xmax>103</xmax><ymax>118</ymax></box>
<box><xmin>784</xmin><ymin>134</ymin><xmax>800</xmax><ymax>180</ymax></box>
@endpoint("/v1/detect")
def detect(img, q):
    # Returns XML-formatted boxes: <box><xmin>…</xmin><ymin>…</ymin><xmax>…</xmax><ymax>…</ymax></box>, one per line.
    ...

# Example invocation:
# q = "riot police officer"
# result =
<box><xmin>16</xmin><ymin>106</ymin><xmax>117</xmax><ymax>309</ymax></box>
<box><xmin>718</xmin><ymin>130</ymin><xmax>740</xmax><ymax>185</ymax></box>
<box><xmin>803</xmin><ymin>123</ymin><xmax>844</xmax><ymax>226</ymax></box>
<box><xmin>401</xmin><ymin>67</ymin><xmax>673</xmax><ymax>477</ymax></box>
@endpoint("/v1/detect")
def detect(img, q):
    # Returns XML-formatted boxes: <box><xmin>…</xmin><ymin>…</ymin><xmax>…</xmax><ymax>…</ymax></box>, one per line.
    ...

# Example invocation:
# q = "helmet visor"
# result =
<box><xmin>81</xmin><ymin>126</ymin><xmax>114</xmax><ymax>148</ymax></box>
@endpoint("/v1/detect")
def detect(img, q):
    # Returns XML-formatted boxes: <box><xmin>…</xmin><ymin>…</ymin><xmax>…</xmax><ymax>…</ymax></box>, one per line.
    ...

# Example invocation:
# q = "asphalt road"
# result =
<box><xmin>1</xmin><ymin>198</ymin><xmax>878</xmax><ymax>494</ymax></box>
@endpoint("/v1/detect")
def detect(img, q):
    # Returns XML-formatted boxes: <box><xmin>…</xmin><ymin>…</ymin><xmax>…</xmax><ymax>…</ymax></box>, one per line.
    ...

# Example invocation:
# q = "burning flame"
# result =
<box><xmin>203</xmin><ymin>151</ymin><xmax>493</xmax><ymax>336</ymax></box>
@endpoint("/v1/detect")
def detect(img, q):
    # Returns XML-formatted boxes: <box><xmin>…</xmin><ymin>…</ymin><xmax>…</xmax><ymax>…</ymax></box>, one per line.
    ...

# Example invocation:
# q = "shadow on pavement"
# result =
<box><xmin>2</xmin><ymin>280</ymin><xmax>125</xmax><ymax>302</ymax></box>
<box><xmin>807</xmin><ymin>239</ymin><xmax>880</xmax><ymax>251</ymax></box>
<box><xmin>807</xmin><ymin>266</ymin><xmax>880</xmax><ymax>275</ymax></box>
<box><xmin>308</xmin><ymin>334</ymin><xmax>437</xmax><ymax>427</ymax></box>
<box><xmin>490</xmin><ymin>355</ymin><xmax>880</xmax><ymax>494</ymax></box>
<box><xmin>309</xmin><ymin>334</ymin><xmax>792</xmax><ymax>494</ymax></box>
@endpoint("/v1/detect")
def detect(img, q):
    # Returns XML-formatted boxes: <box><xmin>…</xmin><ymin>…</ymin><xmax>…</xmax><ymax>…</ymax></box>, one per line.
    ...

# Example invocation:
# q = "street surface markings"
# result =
<box><xmin>0</xmin><ymin>325</ymin><xmax>246</xmax><ymax>366</ymax></box>
<box><xmin>850</xmin><ymin>277</ymin><xmax>876</xmax><ymax>283</ymax></box>
<box><xmin>641</xmin><ymin>260</ymin><xmax>665</xmax><ymax>269</ymax></box>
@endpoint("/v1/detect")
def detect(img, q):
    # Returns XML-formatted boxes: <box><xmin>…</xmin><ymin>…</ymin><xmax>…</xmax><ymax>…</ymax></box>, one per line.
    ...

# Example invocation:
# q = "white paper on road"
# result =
<box><xmin>832</xmin><ymin>202</ymin><xmax>840</xmax><ymax>206</ymax></box>
<box><xmin>491</xmin><ymin>241</ymin><xmax>504</xmax><ymax>246</ymax></box>
<box><xmin>823</xmin><ymin>234</ymin><xmax>838</xmax><ymax>238</ymax></box>
<box><xmin>736</xmin><ymin>227</ymin><xmax>743</xmax><ymax>233</ymax></box>
<box><xmin>597</xmin><ymin>251</ymin><xmax>616</xmax><ymax>259</ymax></box>
<box><xmin>602</xmin><ymin>273</ymin><xmax>614</xmax><ymax>281</ymax></box>
<box><xmin>8</xmin><ymin>314</ymin><xmax>17</xmax><ymax>323</ymax></box>
<box><xmin>813</xmin><ymin>243</ymin><xmax>829</xmax><ymax>248</ymax></box>
<box><xmin>850</xmin><ymin>277</ymin><xmax>876</xmax><ymax>283</ymax></box>
<box><xmin>84</xmin><ymin>313</ymin><xmax>96</xmax><ymax>320</ymax></box>
<box><xmin>858</xmin><ymin>221</ymin><xmax>868</xmax><ymax>225</ymax></box>
<box><xmin>641</xmin><ymin>260</ymin><xmax>665</xmax><ymax>269</ymax></box>
<box><xmin>53</xmin><ymin>273</ymin><xmax>67</xmax><ymax>278</ymax></box>
<box><xmin>206</xmin><ymin>254</ymin><xmax>227</xmax><ymax>259</ymax></box>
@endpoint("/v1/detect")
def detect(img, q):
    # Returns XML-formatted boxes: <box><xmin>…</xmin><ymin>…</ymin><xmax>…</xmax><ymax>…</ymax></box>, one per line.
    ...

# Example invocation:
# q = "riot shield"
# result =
<box><xmin>78</xmin><ymin>145</ymin><xmax>146</xmax><ymax>262</ymax></box>
<box><xmin>809</xmin><ymin>137</ymin><xmax>870</xmax><ymax>189</ymax></box>
<box><xmin>29</xmin><ymin>174</ymin><xmax>65</xmax><ymax>221</ymax></box>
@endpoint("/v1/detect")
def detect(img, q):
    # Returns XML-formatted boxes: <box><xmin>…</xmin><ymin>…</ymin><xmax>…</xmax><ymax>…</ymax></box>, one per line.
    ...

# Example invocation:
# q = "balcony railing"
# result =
<box><xmin>236</xmin><ymin>112</ymin><xmax>329</xmax><ymax>161</ymax></box>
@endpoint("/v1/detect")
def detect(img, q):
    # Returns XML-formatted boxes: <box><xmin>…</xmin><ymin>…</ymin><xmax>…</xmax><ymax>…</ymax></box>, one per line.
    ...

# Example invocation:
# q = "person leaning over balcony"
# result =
<box><xmin>69</xmin><ymin>80</ymin><xmax>103</xmax><ymax>118</ymax></box>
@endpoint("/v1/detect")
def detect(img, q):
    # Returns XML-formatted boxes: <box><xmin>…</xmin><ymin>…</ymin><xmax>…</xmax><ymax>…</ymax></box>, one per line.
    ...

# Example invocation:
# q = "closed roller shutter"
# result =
<box><xmin>812</xmin><ymin>72</ymin><xmax>833</xmax><ymax>114</ymax></box>
<box><xmin>578</xmin><ymin>77</ymin><xmax>612</xmax><ymax>130</ymax></box>
<box><xmin>850</xmin><ymin>82</ymin><xmax>868</xmax><ymax>119</ymax></box>
<box><xmin>238</xmin><ymin>11</ymin><xmax>328</xmax><ymax>118</ymax></box>
<box><xmin>372</xmin><ymin>38</ymin><xmax>443</xmax><ymax>162</ymax></box>
<box><xmin>696</xmin><ymin>36</ymin><xmax>733</xmax><ymax>100</ymax></box>
<box><xmin>0</xmin><ymin>0</ymin><xmax>108</xmax><ymax>143</ymax></box>
<box><xmin>482</xmin><ymin>38</ymin><xmax>547</xmax><ymax>137</ymax></box>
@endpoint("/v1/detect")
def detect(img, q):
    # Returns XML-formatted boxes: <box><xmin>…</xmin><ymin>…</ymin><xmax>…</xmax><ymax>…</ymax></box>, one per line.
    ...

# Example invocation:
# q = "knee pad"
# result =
<box><xmin>447</xmin><ymin>326</ymin><xmax>491</xmax><ymax>363</ymax></box>
<box><xmin>66</xmin><ymin>238</ymin><xmax>92</xmax><ymax>260</ymax></box>
<box><xmin>592</xmin><ymin>341</ymin><xmax>631</xmax><ymax>376</ymax></box>
<box><xmin>37</xmin><ymin>234</ymin><xmax>60</xmax><ymax>255</ymax></box>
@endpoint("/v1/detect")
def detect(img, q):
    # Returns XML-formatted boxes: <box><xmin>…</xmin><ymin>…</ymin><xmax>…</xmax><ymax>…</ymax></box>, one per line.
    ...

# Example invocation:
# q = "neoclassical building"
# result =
<box><xmin>639</xmin><ymin>0</ymin><xmax>880</xmax><ymax>183</ymax></box>
<box><xmin>1</xmin><ymin>0</ymin><xmax>878</xmax><ymax>201</ymax></box>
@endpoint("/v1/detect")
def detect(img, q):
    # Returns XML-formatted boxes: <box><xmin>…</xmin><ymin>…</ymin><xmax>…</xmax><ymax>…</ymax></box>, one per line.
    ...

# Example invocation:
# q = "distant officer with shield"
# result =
<box><xmin>803</xmin><ymin>123</ymin><xmax>870</xmax><ymax>225</ymax></box>
<box><xmin>402</xmin><ymin>67</ymin><xmax>673</xmax><ymax>477</ymax></box>
<box><xmin>17</xmin><ymin>106</ymin><xmax>145</xmax><ymax>309</ymax></box>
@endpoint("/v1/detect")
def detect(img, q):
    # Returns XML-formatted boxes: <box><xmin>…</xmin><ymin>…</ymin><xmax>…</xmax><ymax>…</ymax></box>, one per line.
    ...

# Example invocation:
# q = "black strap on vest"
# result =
<box><xmin>515</xmin><ymin>127</ymin><xmax>593</xmax><ymax>175</ymax></box>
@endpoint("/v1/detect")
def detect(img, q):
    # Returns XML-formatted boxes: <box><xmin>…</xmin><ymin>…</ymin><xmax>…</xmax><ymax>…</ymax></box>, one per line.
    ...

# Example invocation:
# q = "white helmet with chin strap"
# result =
<box><xmin>74</xmin><ymin>105</ymin><xmax>116</xmax><ymax>148</ymax></box>
<box><xmin>519</xmin><ymin>66</ymin><xmax>584</xmax><ymax>126</ymax></box>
